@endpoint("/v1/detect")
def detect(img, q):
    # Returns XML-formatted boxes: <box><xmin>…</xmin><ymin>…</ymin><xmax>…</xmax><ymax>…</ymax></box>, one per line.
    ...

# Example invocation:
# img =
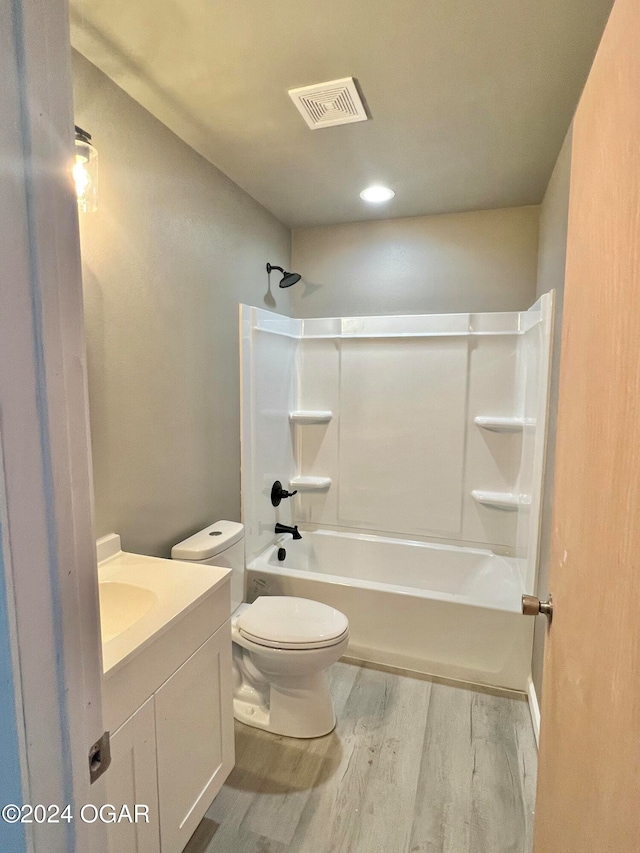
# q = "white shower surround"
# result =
<box><xmin>240</xmin><ymin>296</ymin><xmax>553</xmax><ymax>690</ymax></box>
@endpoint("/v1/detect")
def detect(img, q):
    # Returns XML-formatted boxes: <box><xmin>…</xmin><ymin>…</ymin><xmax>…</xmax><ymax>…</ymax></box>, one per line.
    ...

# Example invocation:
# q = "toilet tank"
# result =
<box><xmin>171</xmin><ymin>520</ymin><xmax>244</xmax><ymax>613</ymax></box>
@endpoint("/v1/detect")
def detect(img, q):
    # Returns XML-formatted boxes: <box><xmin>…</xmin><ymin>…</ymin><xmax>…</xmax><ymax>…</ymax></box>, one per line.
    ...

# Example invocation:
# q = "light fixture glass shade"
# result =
<box><xmin>74</xmin><ymin>126</ymin><xmax>98</xmax><ymax>213</ymax></box>
<box><xmin>359</xmin><ymin>185</ymin><xmax>395</xmax><ymax>203</ymax></box>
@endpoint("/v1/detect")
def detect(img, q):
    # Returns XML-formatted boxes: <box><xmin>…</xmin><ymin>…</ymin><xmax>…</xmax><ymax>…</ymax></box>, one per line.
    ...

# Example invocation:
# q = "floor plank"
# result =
<box><xmin>350</xmin><ymin>671</ymin><xmax>432</xmax><ymax>853</ymax></box>
<box><xmin>468</xmin><ymin>690</ymin><xmax>529</xmax><ymax>853</ymax></box>
<box><xmin>195</xmin><ymin>661</ymin><xmax>537</xmax><ymax>853</ymax></box>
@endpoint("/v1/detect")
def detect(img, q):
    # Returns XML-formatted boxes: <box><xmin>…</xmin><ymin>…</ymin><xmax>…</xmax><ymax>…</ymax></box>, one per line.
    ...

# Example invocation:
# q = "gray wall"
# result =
<box><xmin>532</xmin><ymin>126</ymin><xmax>573</xmax><ymax>701</ymax></box>
<box><xmin>291</xmin><ymin>206</ymin><xmax>540</xmax><ymax>317</ymax></box>
<box><xmin>73</xmin><ymin>52</ymin><xmax>291</xmax><ymax>557</ymax></box>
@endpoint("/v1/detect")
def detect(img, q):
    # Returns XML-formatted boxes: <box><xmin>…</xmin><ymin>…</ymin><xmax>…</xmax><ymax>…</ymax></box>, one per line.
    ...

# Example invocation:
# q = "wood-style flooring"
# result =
<box><xmin>185</xmin><ymin>660</ymin><xmax>537</xmax><ymax>853</ymax></box>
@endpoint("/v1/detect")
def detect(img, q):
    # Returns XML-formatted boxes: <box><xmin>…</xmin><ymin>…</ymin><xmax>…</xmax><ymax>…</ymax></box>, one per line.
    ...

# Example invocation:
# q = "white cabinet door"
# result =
<box><xmin>155</xmin><ymin>621</ymin><xmax>234</xmax><ymax>853</ymax></box>
<box><xmin>106</xmin><ymin>696</ymin><xmax>161</xmax><ymax>853</ymax></box>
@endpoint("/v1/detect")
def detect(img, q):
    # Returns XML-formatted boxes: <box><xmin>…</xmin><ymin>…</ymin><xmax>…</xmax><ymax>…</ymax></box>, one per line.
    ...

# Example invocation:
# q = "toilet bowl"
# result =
<box><xmin>172</xmin><ymin>521</ymin><xmax>350</xmax><ymax>739</ymax></box>
<box><xmin>232</xmin><ymin>597</ymin><xmax>349</xmax><ymax>738</ymax></box>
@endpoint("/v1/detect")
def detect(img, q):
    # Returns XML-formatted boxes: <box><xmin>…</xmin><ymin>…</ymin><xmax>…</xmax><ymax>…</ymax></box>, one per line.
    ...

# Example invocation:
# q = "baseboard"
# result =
<box><xmin>341</xmin><ymin>654</ymin><xmax>527</xmax><ymax>700</ymax></box>
<box><xmin>527</xmin><ymin>675</ymin><xmax>540</xmax><ymax>747</ymax></box>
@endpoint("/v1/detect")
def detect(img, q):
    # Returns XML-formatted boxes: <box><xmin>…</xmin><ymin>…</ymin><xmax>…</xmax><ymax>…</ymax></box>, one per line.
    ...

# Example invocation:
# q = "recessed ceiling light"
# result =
<box><xmin>360</xmin><ymin>185</ymin><xmax>395</xmax><ymax>203</ymax></box>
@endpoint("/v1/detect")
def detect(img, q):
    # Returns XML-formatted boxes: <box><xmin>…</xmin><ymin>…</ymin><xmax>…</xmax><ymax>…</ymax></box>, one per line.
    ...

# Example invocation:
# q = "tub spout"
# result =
<box><xmin>274</xmin><ymin>523</ymin><xmax>302</xmax><ymax>540</ymax></box>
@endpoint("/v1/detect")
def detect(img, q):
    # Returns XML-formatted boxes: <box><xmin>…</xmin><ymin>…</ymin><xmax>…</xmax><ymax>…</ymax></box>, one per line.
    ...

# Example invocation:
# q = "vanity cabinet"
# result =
<box><xmin>156</xmin><ymin>625</ymin><xmax>234</xmax><ymax>853</ymax></box>
<box><xmin>104</xmin><ymin>616</ymin><xmax>234</xmax><ymax>853</ymax></box>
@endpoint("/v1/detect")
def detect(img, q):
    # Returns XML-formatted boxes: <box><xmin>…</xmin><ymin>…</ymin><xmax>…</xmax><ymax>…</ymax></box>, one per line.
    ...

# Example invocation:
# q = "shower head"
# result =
<box><xmin>279</xmin><ymin>271</ymin><xmax>301</xmax><ymax>288</ymax></box>
<box><xmin>266</xmin><ymin>263</ymin><xmax>302</xmax><ymax>288</ymax></box>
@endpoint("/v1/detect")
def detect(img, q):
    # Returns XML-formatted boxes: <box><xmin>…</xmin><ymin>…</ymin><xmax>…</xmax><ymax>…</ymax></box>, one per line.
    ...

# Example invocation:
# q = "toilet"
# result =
<box><xmin>172</xmin><ymin>521</ymin><xmax>349</xmax><ymax>738</ymax></box>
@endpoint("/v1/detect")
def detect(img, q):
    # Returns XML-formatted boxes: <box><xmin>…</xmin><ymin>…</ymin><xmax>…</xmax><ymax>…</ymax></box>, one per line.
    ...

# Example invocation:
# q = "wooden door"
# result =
<box><xmin>0</xmin><ymin>0</ymin><xmax>108</xmax><ymax>850</ymax></box>
<box><xmin>534</xmin><ymin>0</ymin><xmax>640</xmax><ymax>849</ymax></box>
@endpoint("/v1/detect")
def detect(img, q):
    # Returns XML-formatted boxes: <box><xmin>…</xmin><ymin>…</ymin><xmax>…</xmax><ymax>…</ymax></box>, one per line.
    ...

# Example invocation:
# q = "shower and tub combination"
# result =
<box><xmin>240</xmin><ymin>297</ymin><xmax>553</xmax><ymax>692</ymax></box>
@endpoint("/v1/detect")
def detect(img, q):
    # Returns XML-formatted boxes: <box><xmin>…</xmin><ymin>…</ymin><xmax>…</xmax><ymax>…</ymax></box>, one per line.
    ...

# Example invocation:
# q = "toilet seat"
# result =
<box><xmin>238</xmin><ymin>626</ymin><xmax>350</xmax><ymax>651</ymax></box>
<box><xmin>237</xmin><ymin>596</ymin><xmax>349</xmax><ymax>650</ymax></box>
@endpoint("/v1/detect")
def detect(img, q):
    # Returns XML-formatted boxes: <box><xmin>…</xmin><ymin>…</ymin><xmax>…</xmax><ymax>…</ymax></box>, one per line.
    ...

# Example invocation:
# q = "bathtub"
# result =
<box><xmin>246</xmin><ymin>530</ymin><xmax>534</xmax><ymax>691</ymax></box>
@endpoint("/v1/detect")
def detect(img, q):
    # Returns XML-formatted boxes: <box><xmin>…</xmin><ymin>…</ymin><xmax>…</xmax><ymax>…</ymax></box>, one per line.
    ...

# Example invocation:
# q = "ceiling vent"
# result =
<box><xmin>288</xmin><ymin>77</ymin><xmax>368</xmax><ymax>130</ymax></box>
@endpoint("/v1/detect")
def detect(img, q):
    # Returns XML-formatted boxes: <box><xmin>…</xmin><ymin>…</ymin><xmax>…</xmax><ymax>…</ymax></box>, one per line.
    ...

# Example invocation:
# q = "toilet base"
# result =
<box><xmin>234</xmin><ymin>670</ymin><xmax>336</xmax><ymax>738</ymax></box>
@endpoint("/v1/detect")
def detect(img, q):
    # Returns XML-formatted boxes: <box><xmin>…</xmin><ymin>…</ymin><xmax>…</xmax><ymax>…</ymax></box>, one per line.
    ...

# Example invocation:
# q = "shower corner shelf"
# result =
<box><xmin>289</xmin><ymin>410</ymin><xmax>333</xmax><ymax>424</ymax></box>
<box><xmin>474</xmin><ymin>416</ymin><xmax>533</xmax><ymax>433</ymax></box>
<box><xmin>289</xmin><ymin>476</ymin><xmax>332</xmax><ymax>491</ymax></box>
<box><xmin>471</xmin><ymin>490</ymin><xmax>531</xmax><ymax>511</ymax></box>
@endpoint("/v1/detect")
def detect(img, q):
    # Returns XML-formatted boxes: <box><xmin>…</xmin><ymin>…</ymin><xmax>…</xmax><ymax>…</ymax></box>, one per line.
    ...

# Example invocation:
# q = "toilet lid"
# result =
<box><xmin>237</xmin><ymin>596</ymin><xmax>349</xmax><ymax>649</ymax></box>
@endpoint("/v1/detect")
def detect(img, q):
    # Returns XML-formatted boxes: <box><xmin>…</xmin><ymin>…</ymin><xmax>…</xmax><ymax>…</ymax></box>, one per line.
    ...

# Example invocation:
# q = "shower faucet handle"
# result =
<box><xmin>271</xmin><ymin>480</ymin><xmax>298</xmax><ymax>507</ymax></box>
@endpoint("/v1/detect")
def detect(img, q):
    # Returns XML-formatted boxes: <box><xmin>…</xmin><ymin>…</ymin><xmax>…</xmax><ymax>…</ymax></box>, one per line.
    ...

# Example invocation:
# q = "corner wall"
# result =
<box><xmin>73</xmin><ymin>51</ymin><xmax>292</xmax><ymax>557</ymax></box>
<box><xmin>291</xmin><ymin>206</ymin><xmax>540</xmax><ymax>318</ymax></box>
<box><xmin>532</xmin><ymin>126</ymin><xmax>573</xmax><ymax>700</ymax></box>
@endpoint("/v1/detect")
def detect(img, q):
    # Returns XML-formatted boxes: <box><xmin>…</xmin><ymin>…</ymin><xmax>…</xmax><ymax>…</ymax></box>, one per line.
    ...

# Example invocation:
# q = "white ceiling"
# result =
<box><xmin>69</xmin><ymin>0</ymin><xmax>613</xmax><ymax>228</ymax></box>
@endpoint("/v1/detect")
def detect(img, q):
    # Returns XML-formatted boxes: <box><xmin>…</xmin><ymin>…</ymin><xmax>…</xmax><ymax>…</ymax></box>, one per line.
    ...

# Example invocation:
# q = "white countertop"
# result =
<box><xmin>98</xmin><ymin>540</ymin><xmax>230</xmax><ymax>677</ymax></box>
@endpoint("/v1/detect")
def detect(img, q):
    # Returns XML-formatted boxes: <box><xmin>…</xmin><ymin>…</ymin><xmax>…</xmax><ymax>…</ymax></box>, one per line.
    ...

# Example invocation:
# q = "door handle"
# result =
<box><xmin>522</xmin><ymin>594</ymin><xmax>553</xmax><ymax>622</ymax></box>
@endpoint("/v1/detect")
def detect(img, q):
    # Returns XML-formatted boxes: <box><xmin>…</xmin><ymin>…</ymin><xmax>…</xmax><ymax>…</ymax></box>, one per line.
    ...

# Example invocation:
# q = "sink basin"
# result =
<box><xmin>97</xmin><ymin>533</ymin><xmax>231</xmax><ymax>676</ymax></box>
<box><xmin>99</xmin><ymin>581</ymin><xmax>158</xmax><ymax>643</ymax></box>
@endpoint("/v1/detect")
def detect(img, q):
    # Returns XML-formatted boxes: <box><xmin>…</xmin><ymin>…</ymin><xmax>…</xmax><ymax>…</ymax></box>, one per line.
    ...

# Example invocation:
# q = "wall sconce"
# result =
<box><xmin>74</xmin><ymin>125</ymin><xmax>98</xmax><ymax>213</ymax></box>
